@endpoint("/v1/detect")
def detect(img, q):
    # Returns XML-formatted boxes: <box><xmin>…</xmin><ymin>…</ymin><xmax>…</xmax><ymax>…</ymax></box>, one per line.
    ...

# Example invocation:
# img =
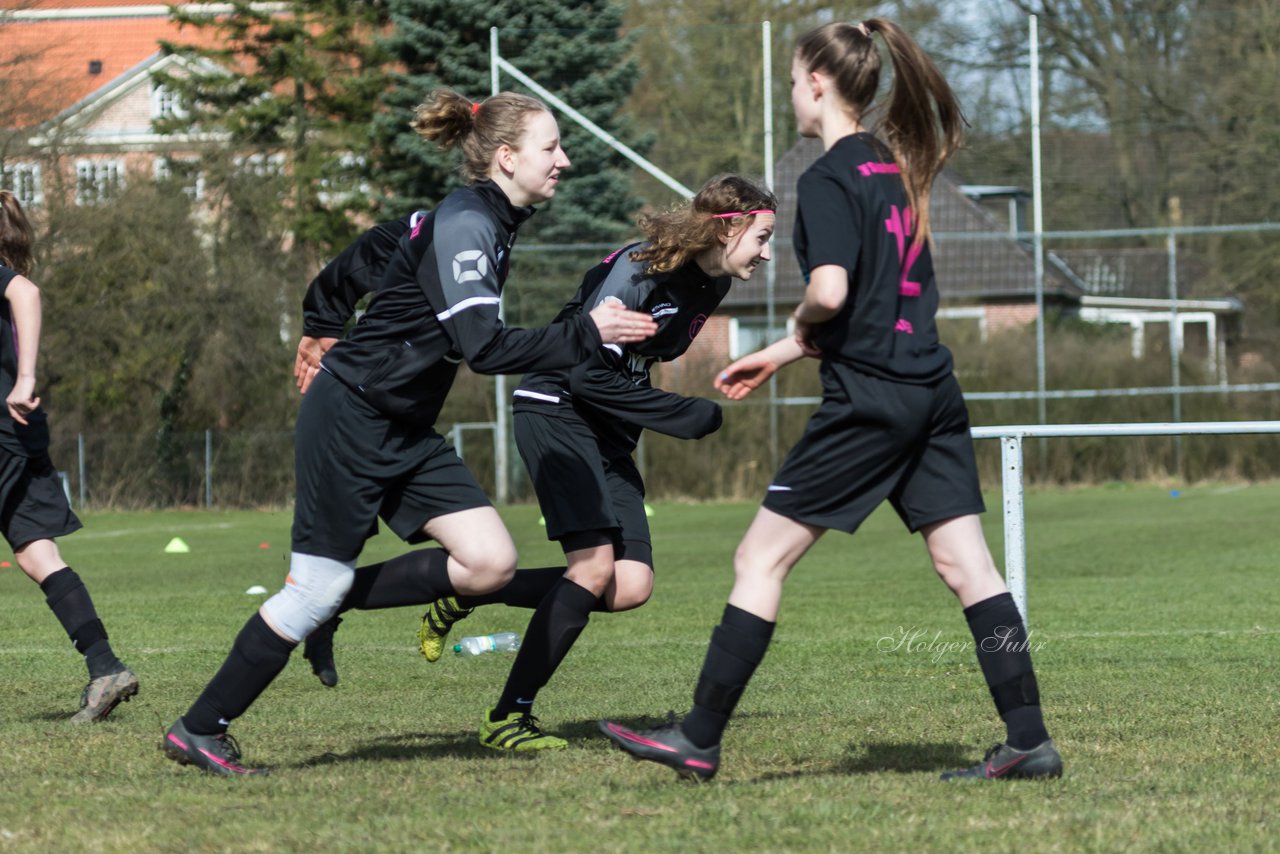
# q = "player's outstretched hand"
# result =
<box><xmin>294</xmin><ymin>336</ymin><xmax>338</xmax><ymax>394</ymax></box>
<box><xmin>715</xmin><ymin>352</ymin><xmax>779</xmax><ymax>400</ymax></box>
<box><xmin>589</xmin><ymin>298</ymin><xmax>658</xmax><ymax>345</ymax></box>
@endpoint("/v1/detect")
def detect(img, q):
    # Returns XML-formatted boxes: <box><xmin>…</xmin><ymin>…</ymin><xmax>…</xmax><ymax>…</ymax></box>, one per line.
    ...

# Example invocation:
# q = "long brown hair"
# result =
<box><xmin>630</xmin><ymin>174</ymin><xmax>777</xmax><ymax>275</ymax></box>
<box><xmin>411</xmin><ymin>89</ymin><xmax>549</xmax><ymax>185</ymax></box>
<box><xmin>796</xmin><ymin>19</ymin><xmax>966</xmax><ymax>246</ymax></box>
<box><xmin>0</xmin><ymin>190</ymin><xmax>35</xmax><ymax>276</ymax></box>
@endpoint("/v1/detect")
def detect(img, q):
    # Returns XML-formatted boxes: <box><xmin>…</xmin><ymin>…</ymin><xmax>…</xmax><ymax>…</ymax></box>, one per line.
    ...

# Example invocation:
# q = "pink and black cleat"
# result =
<box><xmin>598</xmin><ymin>715</ymin><xmax>719</xmax><ymax>781</ymax></box>
<box><xmin>162</xmin><ymin>718</ymin><xmax>268</xmax><ymax>777</ymax></box>
<box><xmin>940</xmin><ymin>739</ymin><xmax>1063</xmax><ymax>781</ymax></box>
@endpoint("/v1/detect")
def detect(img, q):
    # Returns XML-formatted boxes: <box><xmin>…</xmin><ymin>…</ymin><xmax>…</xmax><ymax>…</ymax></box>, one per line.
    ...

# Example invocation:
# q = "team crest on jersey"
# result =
<box><xmin>452</xmin><ymin>250</ymin><xmax>489</xmax><ymax>284</ymax></box>
<box><xmin>689</xmin><ymin>313</ymin><xmax>707</xmax><ymax>339</ymax></box>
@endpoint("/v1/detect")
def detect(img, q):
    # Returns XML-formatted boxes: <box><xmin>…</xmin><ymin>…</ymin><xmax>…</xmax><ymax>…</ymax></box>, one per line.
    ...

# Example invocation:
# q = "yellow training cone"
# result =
<box><xmin>164</xmin><ymin>537</ymin><xmax>191</xmax><ymax>554</ymax></box>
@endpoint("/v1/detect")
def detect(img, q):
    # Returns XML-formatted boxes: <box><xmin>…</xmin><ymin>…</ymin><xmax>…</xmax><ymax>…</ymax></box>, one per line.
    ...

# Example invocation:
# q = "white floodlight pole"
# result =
<box><xmin>491</xmin><ymin>27</ymin><xmax>509</xmax><ymax>504</ymax></box>
<box><xmin>763</xmin><ymin>20</ymin><xmax>780</xmax><ymax>470</ymax></box>
<box><xmin>1030</xmin><ymin>15</ymin><xmax>1047</xmax><ymax>427</ymax></box>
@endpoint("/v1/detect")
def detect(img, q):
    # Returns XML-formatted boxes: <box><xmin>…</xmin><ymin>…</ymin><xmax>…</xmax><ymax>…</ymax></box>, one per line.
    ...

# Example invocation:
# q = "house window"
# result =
<box><xmin>318</xmin><ymin>153</ymin><xmax>369</xmax><ymax>205</ymax></box>
<box><xmin>234</xmin><ymin>152</ymin><xmax>286</xmax><ymax>177</ymax></box>
<box><xmin>151</xmin><ymin>83</ymin><xmax>184</xmax><ymax>120</ymax></box>
<box><xmin>0</xmin><ymin>162</ymin><xmax>42</xmax><ymax>206</ymax></box>
<box><xmin>74</xmin><ymin>160</ymin><xmax>124</xmax><ymax>205</ymax></box>
<box><xmin>730</xmin><ymin>316</ymin><xmax>786</xmax><ymax>359</ymax></box>
<box><xmin>154</xmin><ymin>157</ymin><xmax>204</xmax><ymax>201</ymax></box>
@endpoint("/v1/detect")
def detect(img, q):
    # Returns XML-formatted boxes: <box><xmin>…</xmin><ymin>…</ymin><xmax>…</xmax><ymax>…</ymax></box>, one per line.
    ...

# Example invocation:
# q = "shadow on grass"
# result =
<box><xmin>837</xmin><ymin>741</ymin><xmax>974</xmax><ymax>774</ymax></box>
<box><xmin>291</xmin><ymin>730</ymin><xmax>543</xmax><ymax>768</ymax></box>
<box><xmin>567</xmin><ymin>715</ymin><xmax>976</xmax><ymax>781</ymax></box>
<box><xmin>746</xmin><ymin>742</ymin><xmax>973</xmax><ymax>783</ymax></box>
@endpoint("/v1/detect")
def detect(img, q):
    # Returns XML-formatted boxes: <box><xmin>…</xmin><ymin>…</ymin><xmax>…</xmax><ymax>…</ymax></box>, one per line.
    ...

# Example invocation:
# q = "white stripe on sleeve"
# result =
<box><xmin>437</xmin><ymin>296</ymin><xmax>501</xmax><ymax>321</ymax></box>
<box><xmin>513</xmin><ymin>389</ymin><xmax>561</xmax><ymax>404</ymax></box>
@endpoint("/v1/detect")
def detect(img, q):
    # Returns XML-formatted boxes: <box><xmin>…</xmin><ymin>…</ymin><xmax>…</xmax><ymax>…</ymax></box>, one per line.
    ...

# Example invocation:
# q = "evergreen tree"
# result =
<box><xmin>374</xmin><ymin>0</ymin><xmax>648</xmax><ymax>244</ymax></box>
<box><xmin>153</xmin><ymin>0</ymin><xmax>390</xmax><ymax>255</ymax></box>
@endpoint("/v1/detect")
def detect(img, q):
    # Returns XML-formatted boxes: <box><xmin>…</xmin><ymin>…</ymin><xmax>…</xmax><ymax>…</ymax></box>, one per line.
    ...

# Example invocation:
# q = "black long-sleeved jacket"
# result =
<box><xmin>301</xmin><ymin>213</ymin><xmax>419</xmax><ymax>340</ymax></box>
<box><xmin>315</xmin><ymin>181</ymin><xmax>602</xmax><ymax>425</ymax></box>
<box><xmin>513</xmin><ymin>244</ymin><xmax>727</xmax><ymax>458</ymax></box>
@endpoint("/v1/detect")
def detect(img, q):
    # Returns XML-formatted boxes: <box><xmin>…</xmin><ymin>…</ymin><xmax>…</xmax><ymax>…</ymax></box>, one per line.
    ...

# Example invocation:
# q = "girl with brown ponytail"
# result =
<box><xmin>602</xmin><ymin>20</ymin><xmax>1062</xmax><ymax>783</ymax></box>
<box><xmin>0</xmin><ymin>191</ymin><xmax>138</xmax><ymax>723</ymax></box>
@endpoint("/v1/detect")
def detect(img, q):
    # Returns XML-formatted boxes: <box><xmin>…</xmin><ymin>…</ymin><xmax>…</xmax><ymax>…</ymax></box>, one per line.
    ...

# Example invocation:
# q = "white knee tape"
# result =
<box><xmin>261</xmin><ymin>553</ymin><xmax>356</xmax><ymax>642</ymax></box>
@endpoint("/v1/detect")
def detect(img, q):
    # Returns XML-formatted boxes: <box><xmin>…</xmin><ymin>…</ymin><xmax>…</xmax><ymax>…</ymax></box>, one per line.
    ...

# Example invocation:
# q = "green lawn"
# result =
<box><xmin>1</xmin><ymin>485</ymin><xmax>1278</xmax><ymax>852</ymax></box>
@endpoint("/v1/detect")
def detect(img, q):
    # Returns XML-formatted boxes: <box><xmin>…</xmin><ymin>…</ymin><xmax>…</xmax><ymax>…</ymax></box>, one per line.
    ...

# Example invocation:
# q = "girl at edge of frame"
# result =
<box><xmin>599</xmin><ymin>18</ymin><xmax>1063</xmax><ymax>783</ymax></box>
<box><xmin>305</xmin><ymin>175</ymin><xmax>777</xmax><ymax>751</ymax></box>
<box><xmin>0</xmin><ymin>190</ymin><xmax>139</xmax><ymax>723</ymax></box>
<box><xmin>160</xmin><ymin>88</ymin><xmax>657</xmax><ymax>777</ymax></box>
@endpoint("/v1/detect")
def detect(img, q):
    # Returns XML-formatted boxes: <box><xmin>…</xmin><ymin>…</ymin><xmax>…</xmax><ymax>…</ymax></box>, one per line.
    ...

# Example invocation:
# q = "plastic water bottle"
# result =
<box><xmin>453</xmin><ymin>632</ymin><xmax>521</xmax><ymax>656</ymax></box>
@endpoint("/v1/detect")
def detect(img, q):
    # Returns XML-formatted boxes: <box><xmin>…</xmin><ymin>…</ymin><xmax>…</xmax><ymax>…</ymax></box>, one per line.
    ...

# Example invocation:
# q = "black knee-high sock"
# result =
<box><xmin>339</xmin><ymin>548</ymin><xmax>454</xmax><ymax>612</ymax></box>
<box><xmin>963</xmin><ymin>592</ymin><xmax>1050</xmax><ymax>750</ymax></box>
<box><xmin>681</xmin><ymin>604</ymin><xmax>775</xmax><ymax>749</ymax></box>
<box><xmin>183</xmin><ymin>612</ymin><xmax>296</xmax><ymax>735</ymax></box>
<box><xmin>40</xmin><ymin>567</ymin><xmax>123</xmax><ymax>679</ymax></box>
<box><xmin>492</xmin><ymin>578</ymin><xmax>599</xmax><ymax>719</ymax></box>
<box><xmin>457</xmin><ymin>566</ymin><xmax>621</xmax><ymax>613</ymax></box>
<box><xmin>458</xmin><ymin>566</ymin><xmax>565</xmax><ymax>609</ymax></box>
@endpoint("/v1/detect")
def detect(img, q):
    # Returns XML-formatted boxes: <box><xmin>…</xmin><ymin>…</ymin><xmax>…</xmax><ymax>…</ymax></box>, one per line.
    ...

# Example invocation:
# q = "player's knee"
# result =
<box><xmin>733</xmin><ymin>543</ymin><xmax>780</xmax><ymax>584</ymax></box>
<box><xmin>14</xmin><ymin>539</ymin><xmax>64</xmax><ymax>579</ymax></box>
<box><xmin>607</xmin><ymin>577</ymin><xmax>653</xmax><ymax>611</ymax></box>
<box><xmin>261</xmin><ymin>553</ymin><xmax>355</xmax><ymax>642</ymax></box>
<box><xmin>454</xmin><ymin>545</ymin><xmax>517</xmax><ymax>590</ymax></box>
<box><xmin>932</xmin><ymin>552</ymin><xmax>999</xmax><ymax>596</ymax></box>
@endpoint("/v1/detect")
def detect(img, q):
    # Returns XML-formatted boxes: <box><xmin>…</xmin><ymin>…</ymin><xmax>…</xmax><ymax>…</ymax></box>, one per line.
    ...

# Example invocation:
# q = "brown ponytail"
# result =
<box><xmin>796</xmin><ymin>19</ymin><xmax>966</xmax><ymax>246</ymax></box>
<box><xmin>630</xmin><ymin>174</ymin><xmax>777</xmax><ymax>275</ymax></box>
<box><xmin>0</xmin><ymin>191</ymin><xmax>35</xmax><ymax>276</ymax></box>
<box><xmin>411</xmin><ymin>89</ymin><xmax>549</xmax><ymax>185</ymax></box>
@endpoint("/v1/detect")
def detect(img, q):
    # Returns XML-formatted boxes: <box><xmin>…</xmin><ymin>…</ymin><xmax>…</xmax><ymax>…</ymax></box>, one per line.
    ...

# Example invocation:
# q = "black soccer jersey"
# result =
<box><xmin>317</xmin><ymin>181</ymin><xmax>602</xmax><ymax>425</ymax></box>
<box><xmin>793</xmin><ymin>133</ymin><xmax>953</xmax><ymax>383</ymax></box>
<box><xmin>301</xmin><ymin>212</ymin><xmax>423</xmax><ymax>340</ymax></box>
<box><xmin>513</xmin><ymin>244</ymin><xmax>726</xmax><ymax>458</ymax></box>
<box><xmin>0</xmin><ymin>263</ymin><xmax>49</xmax><ymax>455</ymax></box>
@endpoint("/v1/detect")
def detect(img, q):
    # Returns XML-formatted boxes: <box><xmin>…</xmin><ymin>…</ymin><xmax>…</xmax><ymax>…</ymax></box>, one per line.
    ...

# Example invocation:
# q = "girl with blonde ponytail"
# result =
<box><xmin>164</xmin><ymin>88</ymin><xmax>660</xmax><ymax>776</ymax></box>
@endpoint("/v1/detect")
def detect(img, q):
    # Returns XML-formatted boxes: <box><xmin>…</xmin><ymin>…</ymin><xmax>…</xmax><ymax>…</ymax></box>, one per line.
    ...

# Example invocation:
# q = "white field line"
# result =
<box><xmin>69</xmin><ymin>521</ymin><xmax>248</xmax><ymax>540</ymax></box>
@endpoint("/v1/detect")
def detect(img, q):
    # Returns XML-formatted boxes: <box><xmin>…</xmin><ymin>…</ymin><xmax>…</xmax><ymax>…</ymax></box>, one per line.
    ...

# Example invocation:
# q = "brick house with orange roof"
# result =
<box><xmin>0</xmin><ymin>2</ymin><xmax>282</xmax><ymax>206</ymax></box>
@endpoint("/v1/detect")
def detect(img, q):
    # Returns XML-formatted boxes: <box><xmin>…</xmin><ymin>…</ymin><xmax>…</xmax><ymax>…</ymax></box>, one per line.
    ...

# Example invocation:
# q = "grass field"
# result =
<box><xmin>1</xmin><ymin>483</ymin><xmax>1278</xmax><ymax>852</ymax></box>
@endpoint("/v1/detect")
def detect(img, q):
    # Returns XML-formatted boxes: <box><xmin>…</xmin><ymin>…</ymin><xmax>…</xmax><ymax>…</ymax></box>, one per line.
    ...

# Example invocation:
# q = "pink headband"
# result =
<box><xmin>711</xmin><ymin>209</ymin><xmax>775</xmax><ymax>219</ymax></box>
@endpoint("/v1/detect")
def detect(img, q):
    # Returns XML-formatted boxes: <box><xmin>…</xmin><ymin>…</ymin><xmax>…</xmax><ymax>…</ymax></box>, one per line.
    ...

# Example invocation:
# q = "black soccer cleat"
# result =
<box><xmin>940</xmin><ymin>739</ymin><xmax>1063</xmax><ymax>781</ymax></box>
<box><xmin>598</xmin><ymin>715</ymin><xmax>720</xmax><ymax>781</ymax></box>
<box><xmin>162</xmin><ymin>718</ymin><xmax>268</xmax><ymax>777</ymax></box>
<box><xmin>303</xmin><ymin>616</ymin><xmax>341</xmax><ymax>687</ymax></box>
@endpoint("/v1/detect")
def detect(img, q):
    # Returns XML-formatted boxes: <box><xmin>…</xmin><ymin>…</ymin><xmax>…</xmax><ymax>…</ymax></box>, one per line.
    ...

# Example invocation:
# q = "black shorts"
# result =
<box><xmin>514</xmin><ymin>408</ymin><xmax>652</xmax><ymax>567</ymax></box>
<box><xmin>762</xmin><ymin>363</ymin><xmax>985</xmax><ymax>534</ymax></box>
<box><xmin>0</xmin><ymin>449</ymin><xmax>81</xmax><ymax>549</ymax></box>
<box><xmin>292</xmin><ymin>370</ymin><xmax>491</xmax><ymax>561</ymax></box>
